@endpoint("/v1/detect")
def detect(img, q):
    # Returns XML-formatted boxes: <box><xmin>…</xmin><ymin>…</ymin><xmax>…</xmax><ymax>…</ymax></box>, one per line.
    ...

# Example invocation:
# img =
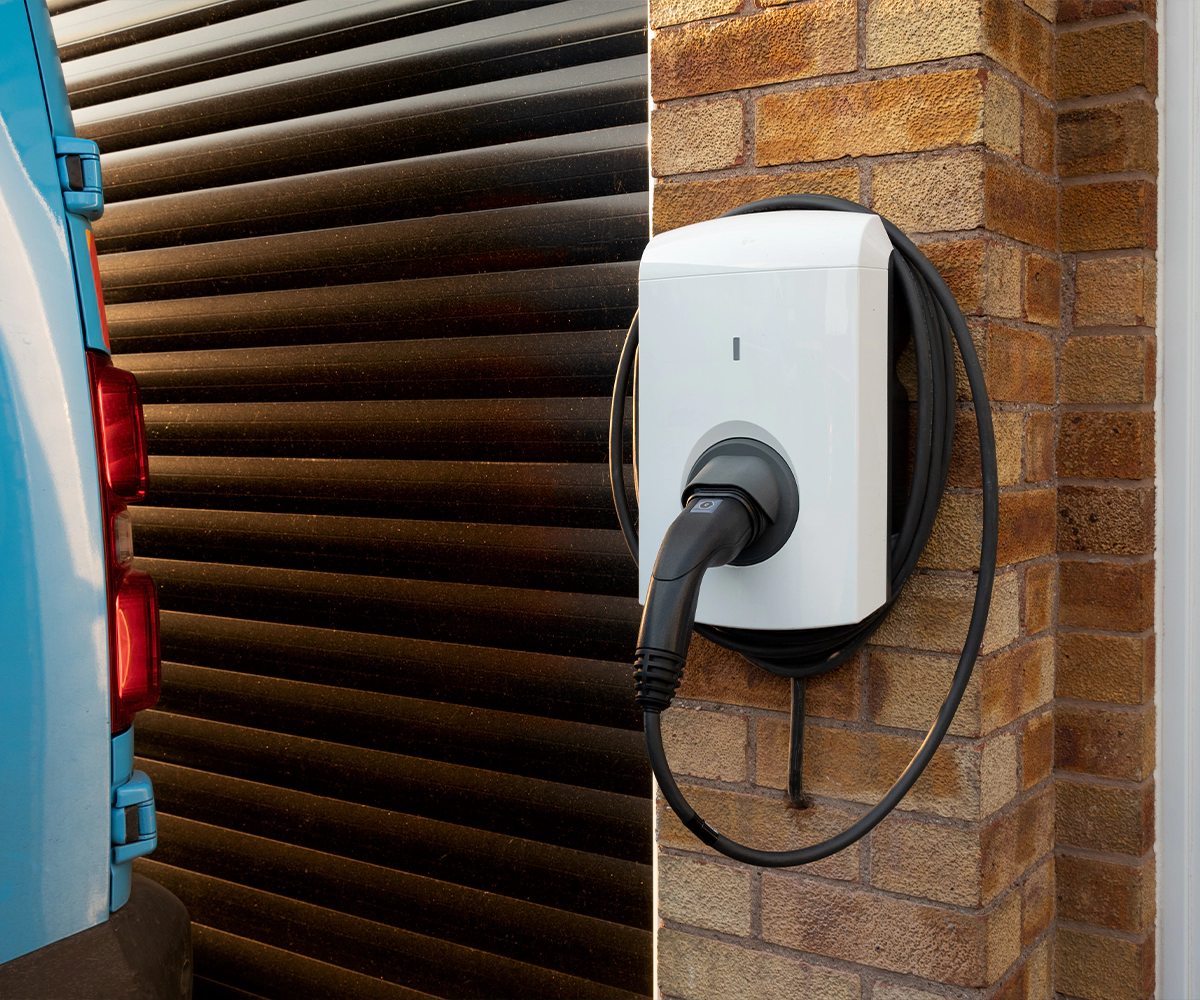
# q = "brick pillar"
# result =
<box><xmin>1052</xmin><ymin>3</ymin><xmax>1157</xmax><ymax>1000</ymax></box>
<box><xmin>648</xmin><ymin>2</ymin><xmax>1157</xmax><ymax>998</ymax></box>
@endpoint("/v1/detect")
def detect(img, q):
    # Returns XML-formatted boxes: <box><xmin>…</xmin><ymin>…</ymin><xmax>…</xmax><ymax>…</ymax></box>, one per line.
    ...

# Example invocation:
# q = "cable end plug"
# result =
<box><xmin>634</xmin><ymin>647</ymin><xmax>685</xmax><ymax>713</ymax></box>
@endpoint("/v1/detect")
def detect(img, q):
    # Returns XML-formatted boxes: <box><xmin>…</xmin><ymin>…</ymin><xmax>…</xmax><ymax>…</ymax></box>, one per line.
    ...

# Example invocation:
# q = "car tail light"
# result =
<box><xmin>91</xmin><ymin>359</ymin><xmax>147</xmax><ymax>501</ymax></box>
<box><xmin>88</xmin><ymin>350</ymin><xmax>158</xmax><ymax>733</ymax></box>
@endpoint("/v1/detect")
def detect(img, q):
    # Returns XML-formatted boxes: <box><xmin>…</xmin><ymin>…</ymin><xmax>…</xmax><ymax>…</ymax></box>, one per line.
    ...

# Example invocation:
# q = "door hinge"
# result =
<box><xmin>111</xmin><ymin>769</ymin><xmax>157</xmax><ymax>865</ymax></box>
<box><xmin>54</xmin><ymin>136</ymin><xmax>103</xmax><ymax>220</ymax></box>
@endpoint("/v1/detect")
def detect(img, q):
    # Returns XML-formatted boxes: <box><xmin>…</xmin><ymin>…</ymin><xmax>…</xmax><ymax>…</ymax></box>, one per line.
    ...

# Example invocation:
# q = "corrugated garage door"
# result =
<box><xmin>50</xmin><ymin>2</ymin><xmax>650</xmax><ymax>996</ymax></box>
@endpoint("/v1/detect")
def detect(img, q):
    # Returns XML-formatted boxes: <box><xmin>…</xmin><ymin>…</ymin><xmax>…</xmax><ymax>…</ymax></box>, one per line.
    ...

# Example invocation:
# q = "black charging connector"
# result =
<box><xmin>609</xmin><ymin>193</ymin><xmax>999</xmax><ymax>867</ymax></box>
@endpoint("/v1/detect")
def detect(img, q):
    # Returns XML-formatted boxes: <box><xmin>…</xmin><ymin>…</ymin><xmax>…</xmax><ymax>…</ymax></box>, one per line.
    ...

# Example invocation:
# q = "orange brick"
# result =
<box><xmin>1021</xmin><ymin>711</ymin><xmax>1053</xmax><ymax>789</ymax></box>
<box><xmin>650</xmin><ymin>0</ymin><xmax>857</xmax><ymax>101</ymax></box>
<box><xmin>1057</xmin><ymin>631</ymin><xmax>1154</xmax><ymax>705</ymax></box>
<box><xmin>1059</xmin><ymin>558</ymin><xmax>1154</xmax><ymax>630</ymax></box>
<box><xmin>1056</xmin><ymin>704</ymin><xmax>1155</xmax><ymax>780</ymax></box>
<box><xmin>923</xmin><ymin>240</ymin><xmax>986</xmax><ymax>314</ymax></box>
<box><xmin>1023</xmin><ymin>253</ymin><xmax>1060</xmax><ymax>326</ymax></box>
<box><xmin>762</xmin><ymin>875</ymin><xmax>1021</xmax><ymax>986</ymax></box>
<box><xmin>949</xmin><ymin>410</ymin><xmax>1024</xmax><ymax>488</ymax></box>
<box><xmin>1074</xmin><ymin>257</ymin><xmax>1156</xmax><ymax>328</ymax></box>
<box><xmin>1062</xmin><ymin>336</ymin><xmax>1155</xmax><ymax>404</ymax></box>
<box><xmin>1058</xmin><ymin>0</ymin><xmax>1155</xmax><ymax>19</ymax></box>
<box><xmin>1058</xmin><ymin>410</ymin><xmax>1154</xmax><ymax>480</ymax></box>
<box><xmin>649</xmin><ymin>0</ymin><xmax>741</xmax><ymax>29</ymax></box>
<box><xmin>1057</xmin><ymin>19</ymin><xmax>1157</xmax><ymax>99</ymax></box>
<box><xmin>1023</xmin><ymin>560</ymin><xmax>1054</xmax><ymax>635</ymax></box>
<box><xmin>985</xmin><ymin>159</ymin><xmax>1058</xmax><ymax>251</ymax></box>
<box><xmin>661</xmin><ymin>706</ymin><xmax>747</xmax><ymax>781</ymax></box>
<box><xmin>1061</xmin><ymin>181</ymin><xmax>1157</xmax><ymax>252</ymax></box>
<box><xmin>1022</xmin><ymin>91</ymin><xmax>1055</xmax><ymax>174</ymax></box>
<box><xmin>679</xmin><ymin>635</ymin><xmax>789</xmax><ymax>710</ymax></box>
<box><xmin>1057</xmin><ymin>852</ymin><xmax>1154</xmax><ymax>933</ymax></box>
<box><xmin>982</xmin><ymin>0</ymin><xmax>1055</xmax><ymax>96</ymax></box>
<box><xmin>755</xmin><ymin>70</ymin><xmax>1005</xmax><ymax>167</ymax></box>
<box><xmin>987</xmin><ymin>324</ymin><xmax>1054</xmax><ymax>403</ymax></box>
<box><xmin>651</xmin><ymin>168</ymin><xmax>860</xmax><ymax>234</ymax></box>
<box><xmin>998</xmin><ymin>488</ymin><xmax>1056</xmax><ymax>563</ymax></box>
<box><xmin>982</xmin><ymin>637</ymin><xmax>1055</xmax><ymax>729</ymax></box>
<box><xmin>657</xmin><ymin>784</ymin><xmax>860</xmax><ymax>881</ymax></box>
<box><xmin>1058</xmin><ymin>100</ymin><xmax>1157</xmax><ymax>177</ymax></box>
<box><xmin>1024</xmin><ymin>412</ymin><xmax>1054</xmax><ymax>483</ymax></box>
<box><xmin>873</xmin><ymin>570</ymin><xmax>1020</xmax><ymax>656</ymax></box>
<box><xmin>1056</xmin><ymin>777</ymin><xmax>1154</xmax><ymax>854</ymax></box>
<box><xmin>651</xmin><ymin>99</ymin><xmax>744</xmax><ymax>176</ymax></box>
<box><xmin>806</xmin><ymin>659</ymin><xmax>862</xmax><ymax>721</ymax></box>
<box><xmin>1057</xmin><ymin>484</ymin><xmax>1154</xmax><ymax>555</ymax></box>
<box><xmin>798</xmin><ymin>722</ymin><xmax>1017</xmax><ymax>820</ymax></box>
<box><xmin>1022</xmin><ymin>856</ymin><xmax>1054</xmax><ymax>946</ymax></box>
<box><xmin>1056</xmin><ymin>926</ymin><xmax>1155</xmax><ymax>1000</ymax></box>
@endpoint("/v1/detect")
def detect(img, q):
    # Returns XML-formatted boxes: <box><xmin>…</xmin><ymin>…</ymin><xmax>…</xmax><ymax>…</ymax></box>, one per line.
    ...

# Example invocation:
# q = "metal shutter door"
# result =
<box><xmin>51</xmin><ymin>2</ymin><xmax>650</xmax><ymax>996</ymax></box>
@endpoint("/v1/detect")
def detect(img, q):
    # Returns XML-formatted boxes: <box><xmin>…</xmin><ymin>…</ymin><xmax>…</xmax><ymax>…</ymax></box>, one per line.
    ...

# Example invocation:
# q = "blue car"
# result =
<box><xmin>0</xmin><ymin>1</ymin><xmax>190</xmax><ymax>995</ymax></box>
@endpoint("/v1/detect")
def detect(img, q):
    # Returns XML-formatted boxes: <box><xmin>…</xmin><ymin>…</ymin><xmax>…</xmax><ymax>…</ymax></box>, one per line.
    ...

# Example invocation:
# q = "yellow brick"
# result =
<box><xmin>986</xmin><ymin>240</ymin><xmax>1021</xmax><ymax>317</ymax></box>
<box><xmin>1074</xmin><ymin>256</ymin><xmax>1156</xmax><ymax>328</ymax></box>
<box><xmin>866</xmin><ymin>0</ymin><xmax>984</xmax><ymax>68</ymax></box>
<box><xmin>659</xmin><ymin>928</ymin><xmax>861</xmax><ymax>1000</ymax></box>
<box><xmin>651</xmin><ymin>99</ymin><xmax>743</xmax><ymax>177</ymax></box>
<box><xmin>872</xmin><ymin>152</ymin><xmax>985</xmax><ymax>234</ymax></box>
<box><xmin>661</xmin><ymin>706</ymin><xmax>747</xmax><ymax>781</ymax></box>
<box><xmin>652</xmin><ymin>168</ymin><xmax>860</xmax><ymax>234</ymax></box>
<box><xmin>649</xmin><ymin>0</ymin><xmax>741</xmax><ymax>29</ymax></box>
<box><xmin>869</xmin><ymin>649</ymin><xmax>981</xmax><ymax>737</ymax></box>
<box><xmin>657</xmin><ymin>784</ymin><xmax>861</xmax><ymax>881</ymax></box>
<box><xmin>763</xmin><ymin>876</ymin><xmax>1021</xmax><ymax>986</ymax></box>
<box><xmin>872</xmin><ymin>570</ymin><xmax>1019</xmax><ymax>655</ymax></box>
<box><xmin>658</xmin><ymin>853</ymin><xmax>752</xmax><ymax>935</ymax></box>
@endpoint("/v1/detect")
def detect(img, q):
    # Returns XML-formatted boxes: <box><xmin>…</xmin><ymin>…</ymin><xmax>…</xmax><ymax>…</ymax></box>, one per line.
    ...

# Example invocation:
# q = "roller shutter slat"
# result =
<box><xmin>130</xmin><ymin>508</ymin><xmax>637</xmax><ymax>595</ymax></box>
<box><xmin>74</xmin><ymin>0</ymin><xmax>646</xmax><ymax>149</ymax></box>
<box><xmin>144</xmin><ymin>456</ymin><xmax>634</xmax><ymax>528</ymax></box>
<box><xmin>137</xmin><ymin>736</ymin><xmax>652</xmax><ymax>872</ymax></box>
<box><xmin>100</xmin><ymin>58</ymin><xmax>647</xmax><ymax>201</ymax></box>
<box><xmin>155</xmin><ymin>611</ymin><xmax>641</xmax><ymax>728</ymax></box>
<box><xmin>100</xmin><ymin>196</ymin><xmax>646</xmax><ymax>301</ymax></box>
<box><xmin>135</xmin><ymin>556</ymin><xmax>641</xmax><ymax>661</ymax></box>
<box><xmin>58</xmin><ymin>1</ymin><xmax>651</xmax><ymax>993</ymax></box>
<box><xmin>153</xmin><ymin>815</ymin><xmax>651</xmax><ymax>993</ymax></box>
<box><xmin>155</xmin><ymin>661</ymin><xmax>649</xmax><ymax>795</ymax></box>
<box><xmin>117</xmin><ymin>329</ymin><xmax>630</xmax><ymax>402</ymax></box>
<box><xmin>138</xmin><ymin>861</ymin><xmax>643</xmax><ymax>1000</ymax></box>
<box><xmin>94</xmin><ymin>127</ymin><xmax>647</xmax><ymax>251</ymax></box>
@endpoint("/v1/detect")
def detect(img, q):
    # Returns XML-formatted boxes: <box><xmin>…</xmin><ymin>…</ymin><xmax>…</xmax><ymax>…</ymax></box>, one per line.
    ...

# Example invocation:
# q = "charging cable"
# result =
<box><xmin>608</xmin><ymin>193</ymin><xmax>998</xmax><ymax>866</ymax></box>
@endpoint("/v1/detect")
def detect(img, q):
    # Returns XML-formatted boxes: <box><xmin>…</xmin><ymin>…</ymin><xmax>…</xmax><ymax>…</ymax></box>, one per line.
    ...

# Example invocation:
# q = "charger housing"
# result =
<box><xmin>637</xmin><ymin>211</ymin><xmax>892</xmax><ymax>630</ymax></box>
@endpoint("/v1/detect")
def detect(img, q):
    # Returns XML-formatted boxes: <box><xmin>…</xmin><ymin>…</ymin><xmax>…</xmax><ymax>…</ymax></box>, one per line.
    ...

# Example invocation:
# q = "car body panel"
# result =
<box><xmin>0</xmin><ymin>0</ymin><xmax>112</xmax><ymax>963</ymax></box>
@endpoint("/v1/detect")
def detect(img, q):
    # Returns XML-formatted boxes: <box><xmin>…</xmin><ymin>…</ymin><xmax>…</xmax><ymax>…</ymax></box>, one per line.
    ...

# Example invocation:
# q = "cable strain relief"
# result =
<box><xmin>634</xmin><ymin>648</ymin><xmax>684</xmax><ymax>713</ymax></box>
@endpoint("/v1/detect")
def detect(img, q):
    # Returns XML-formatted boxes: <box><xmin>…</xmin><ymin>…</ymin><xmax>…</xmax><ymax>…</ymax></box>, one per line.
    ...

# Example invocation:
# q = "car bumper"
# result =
<box><xmin>0</xmin><ymin>874</ymin><xmax>191</xmax><ymax>999</ymax></box>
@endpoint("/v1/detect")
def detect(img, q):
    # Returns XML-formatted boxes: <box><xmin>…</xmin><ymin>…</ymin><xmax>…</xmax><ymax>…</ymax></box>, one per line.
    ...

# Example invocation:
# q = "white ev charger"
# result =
<box><xmin>609</xmin><ymin>195</ymin><xmax>998</xmax><ymax>866</ymax></box>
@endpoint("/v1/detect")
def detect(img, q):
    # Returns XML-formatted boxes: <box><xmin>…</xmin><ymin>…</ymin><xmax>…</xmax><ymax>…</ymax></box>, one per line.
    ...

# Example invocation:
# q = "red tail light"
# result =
<box><xmin>88</xmin><ymin>349</ymin><xmax>158</xmax><ymax>733</ymax></box>
<box><xmin>91</xmin><ymin>358</ymin><xmax>147</xmax><ymax>501</ymax></box>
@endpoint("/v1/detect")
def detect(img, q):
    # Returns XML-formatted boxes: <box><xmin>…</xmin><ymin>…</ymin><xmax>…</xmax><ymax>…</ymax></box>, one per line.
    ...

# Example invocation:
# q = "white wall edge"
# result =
<box><xmin>1159</xmin><ymin>2</ymin><xmax>1199</xmax><ymax>995</ymax></box>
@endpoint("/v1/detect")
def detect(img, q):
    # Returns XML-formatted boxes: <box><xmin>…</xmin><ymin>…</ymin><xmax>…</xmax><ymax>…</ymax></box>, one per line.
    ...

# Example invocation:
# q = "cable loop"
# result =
<box><xmin>610</xmin><ymin>193</ymin><xmax>999</xmax><ymax>867</ymax></box>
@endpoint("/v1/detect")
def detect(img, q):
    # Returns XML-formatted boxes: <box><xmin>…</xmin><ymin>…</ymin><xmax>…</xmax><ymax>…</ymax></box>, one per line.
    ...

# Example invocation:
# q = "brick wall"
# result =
<box><xmin>646</xmin><ymin>1</ymin><xmax>1158</xmax><ymax>998</ymax></box>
